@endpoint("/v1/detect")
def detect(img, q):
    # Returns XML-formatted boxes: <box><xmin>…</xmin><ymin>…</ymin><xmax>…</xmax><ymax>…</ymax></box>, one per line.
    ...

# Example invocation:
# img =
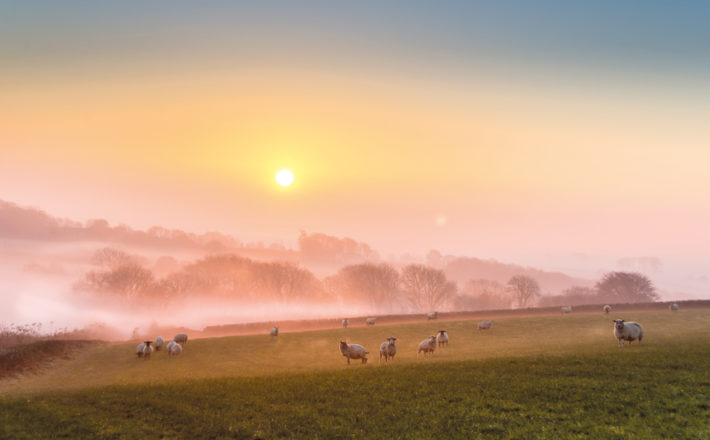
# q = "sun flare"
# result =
<box><xmin>275</xmin><ymin>169</ymin><xmax>294</xmax><ymax>187</ymax></box>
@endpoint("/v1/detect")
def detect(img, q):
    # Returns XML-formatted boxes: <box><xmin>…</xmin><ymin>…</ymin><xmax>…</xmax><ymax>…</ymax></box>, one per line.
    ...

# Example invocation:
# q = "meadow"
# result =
<box><xmin>1</xmin><ymin>309</ymin><xmax>709</xmax><ymax>438</ymax></box>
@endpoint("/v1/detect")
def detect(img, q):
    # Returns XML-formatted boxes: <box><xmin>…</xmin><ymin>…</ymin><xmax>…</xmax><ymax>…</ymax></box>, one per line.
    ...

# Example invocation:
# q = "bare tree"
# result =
<box><xmin>596</xmin><ymin>272</ymin><xmax>658</xmax><ymax>303</ymax></box>
<box><xmin>507</xmin><ymin>275</ymin><xmax>540</xmax><ymax>308</ymax></box>
<box><xmin>400</xmin><ymin>264</ymin><xmax>456</xmax><ymax>312</ymax></box>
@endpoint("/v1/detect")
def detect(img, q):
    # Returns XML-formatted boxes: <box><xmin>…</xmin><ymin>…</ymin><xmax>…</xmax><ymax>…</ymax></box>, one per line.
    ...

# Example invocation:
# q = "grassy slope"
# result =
<box><xmin>1</xmin><ymin>310</ymin><xmax>709</xmax><ymax>439</ymax></box>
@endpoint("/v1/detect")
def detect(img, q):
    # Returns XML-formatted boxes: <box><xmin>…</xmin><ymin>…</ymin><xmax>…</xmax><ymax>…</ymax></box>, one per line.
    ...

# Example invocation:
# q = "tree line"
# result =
<box><xmin>75</xmin><ymin>248</ymin><xmax>658</xmax><ymax>311</ymax></box>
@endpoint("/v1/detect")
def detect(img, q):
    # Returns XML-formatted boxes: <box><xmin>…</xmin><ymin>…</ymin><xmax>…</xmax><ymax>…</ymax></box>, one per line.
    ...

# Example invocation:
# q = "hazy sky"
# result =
<box><xmin>2</xmin><ymin>1</ymin><xmax>709</xmax><ymax>280</ymax></box>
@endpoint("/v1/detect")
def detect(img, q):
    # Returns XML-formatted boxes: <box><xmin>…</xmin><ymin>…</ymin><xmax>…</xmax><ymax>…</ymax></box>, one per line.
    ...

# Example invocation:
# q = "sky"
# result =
<box><xmin>2</xmin><ymin>1</ymin><xmax>710</xmax><ymax>292</ymax></box>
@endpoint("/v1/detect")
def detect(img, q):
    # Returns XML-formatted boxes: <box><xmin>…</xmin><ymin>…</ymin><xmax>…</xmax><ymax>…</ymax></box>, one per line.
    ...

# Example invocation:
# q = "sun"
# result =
<box><xmin>275</xmin><ymin>169</ymin><xmax>294</xmax><ymax>187</ymax></box>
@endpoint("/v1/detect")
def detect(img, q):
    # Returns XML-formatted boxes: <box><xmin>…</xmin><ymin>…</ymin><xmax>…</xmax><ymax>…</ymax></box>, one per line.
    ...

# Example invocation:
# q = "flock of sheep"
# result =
<box><xmin>336</xmin><ymin>314</ymin><xmax>493</xmax><ymax>365</ymax></box>
<box><xmin>134</xmin><ymin>303</ymin><xmax>682</xmax><ymax>362</ymax></box>
<box><xmin>136</xmin><ymin>333</ymin><xmax>187</xmax><ymax>360</ymax></box>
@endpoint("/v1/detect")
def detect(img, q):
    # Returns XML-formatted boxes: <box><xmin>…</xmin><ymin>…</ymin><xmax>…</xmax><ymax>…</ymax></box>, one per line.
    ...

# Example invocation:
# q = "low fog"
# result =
<box><xmin>1</xmin><ymin>200</ymin><xmax>707</xmax><ymax>341</ymax></box>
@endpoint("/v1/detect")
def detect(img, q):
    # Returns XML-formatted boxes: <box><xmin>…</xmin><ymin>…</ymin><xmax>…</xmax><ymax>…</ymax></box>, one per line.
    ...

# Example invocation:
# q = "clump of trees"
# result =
<box><xmin>75</xmin><ymin>248</ymin><xmax>327</xmax><ymax>305</ymax></box>
<box><xmin>325</xmin><ymin>263</ymin><xmax>457</xmax><ymax>312</ymax></box>
<box><xmin>539</xmin><ymin>272</ymin><xmax>658</xmax><ymax>306</ymax></box>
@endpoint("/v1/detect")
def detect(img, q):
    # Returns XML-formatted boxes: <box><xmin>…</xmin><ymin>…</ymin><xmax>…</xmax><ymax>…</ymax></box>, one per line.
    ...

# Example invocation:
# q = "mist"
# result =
<box><xmin>1</xmin><ymin>199</ymin><xmax>706</xmax><ymax>341</ymax></box>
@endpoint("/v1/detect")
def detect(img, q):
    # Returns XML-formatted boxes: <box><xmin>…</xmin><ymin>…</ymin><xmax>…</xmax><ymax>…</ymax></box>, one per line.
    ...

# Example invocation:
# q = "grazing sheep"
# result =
<box><xmin>136</xmin><ymin>342</ymin><xmax>146</xmax><ymax>358</ymax></box>
<box><xmin>166</xmin><ymin>340</ymin><xmax>176</xmax><ymax>352</ymax></box>
<box><xmin>436</xmin><ymin>330</ymin><xmax>449</xmax><ymax>347</ymax></box>
<box><xmin>270</xmin><ymin>326</ymin><xmax>279</xmax><ymax>337</ymax></box>
<box><xmin>477</xmin><ymin>320</ymin><xmax>493</xmax><ymax>330</ymax></box>
<box><xmin>339</xmin><ymin>340</ymin><xmax>368</xmax><ymax>364</ymax></box>
<box><xmin>342</xmin><ymin>318</ymin><xmax>349</xmax><ymax>328</ymax></box>
<box><xmin>140</xmin><ymin>341</ymin><xmax>153</xmax><ymax>360</ymax></box>
<box><xmin>365</xmin><ymin>317</ymin><xmax>377</xmax><ymax>326</ymax></box>
<box><xmin>417</xmin><ymin>336</ymin><xmax>437</xmax><ymax>359</ymax></box>
<box><xmin>603</xmin><ymin>305</ymin><xmax>612</xmax><ymax>314</ymax></box>
<box><xmin>426</xmin><ymin>311</ymin><xmax>438</xmax><ymax>320</ymax></box>
<box><xmin>613</xmin><ymin>319</ymin><xmax>643</xmax><ymax>347</ymax></box>
<box><xmin>561</xmin><ymin>306</ymin><xmax>572</xmax><ymax>314</ymax></box>
<box><xmin>174</xmin><ymin>333</ymin><xmax>188</xmax><ymax>345</ymax></box>
<box><xmin>379</xmin><ymin>337</ymin><xmax>397</xmax><ymax>363</ymax></box>
<box><xmin>154</xmin><ymin>336</ymin><xmax>164</xmax><ymax>351</ymax></box>
<box><xmin>168</xmin><ymin>342</ymin><xmax>182</xmax><ymax>357</ymax></box>
<box><xmin>669</xmin><ymin>303</ymin><xmax>679</xmax><ymax>311</ymax></box>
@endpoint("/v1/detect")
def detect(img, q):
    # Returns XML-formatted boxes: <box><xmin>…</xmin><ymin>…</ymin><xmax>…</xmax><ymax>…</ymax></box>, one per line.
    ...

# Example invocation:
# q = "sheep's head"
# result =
<box><xmin>340</xmin><ymin>340</ymin><xmax>348</xmax><ymax>349</ymax></box>
<box><xmin>387</xmin><ymin>337</ymin><xmax>397</xmax><ymax>345</ymax></box>
<box><xmin>438</xmin><ymin>330</ymin><xmax>446</xmax><ymax>335</ymax></box>
<box><xmin>144</xmin><ymin>341</ymin><xmax>152</xmax><ymax>346</ymax></box>
<box><xmin>613</xmin><ymin>319</ymin><xmax>625</xmax><ymax>330</ymax></box>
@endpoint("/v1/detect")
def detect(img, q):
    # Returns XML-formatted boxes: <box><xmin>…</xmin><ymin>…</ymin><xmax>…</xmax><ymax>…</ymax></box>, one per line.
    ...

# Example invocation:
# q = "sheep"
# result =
<box><xmin>136</xmin><ymin>342</ymin><xmax>146</xmax><ymax>358</ymax></box>
<box><xmin>174</xmin><ymin>333</ymin><xmax>188</xmax><ymax>345</ymax></box>
<box><xmin>603</xmin><ymin>305</ymin><xmax>612</xmax><ymax>314</ymax></box>
<box><xmin>168</xmin><ymin>342</ymin><xmax>182</xmax><ymax>357</ymax></box>
<box><xmin>436</xmin><ymin>330</ymin><xmax>449</xmax><ymax>347</ymax></box>
<box><xmin>613</xmin><ymin>319</ymin><xmax>643</xmax><ymax>348</ymax></box>
<box><xmin>365</xmin><ymin>317</ymin><xmax>377</xmax><ymax>326</ymax></box>
<box><xmin>417</xmin><ymin>336</ymin><xmax>437</xmax><ymax>359</ymax></box>
<box><xmin>379</xmin><ymin>337</ymin><xmax>397</xmax><ymax>363</ymax></box>
<box><xmin>154</xmin><ymin>336</ymin><xmax>164</xmax><ymax>351</ymax></box>
<box><xmin>342</xmin><ymin>318</ymin><xmax>349</xmax><ymax>328</ymax></box>
<box><xmin>270</xmin><ymin>326</ymin><xmax>279</xmax><ymax>337</ymax></box>
<box><xmin>561</xmin><ymin>306</ymin><xmax>572</xmax><ymax>314</ymax></box>
<box><xmin>140</xmin><ymin>340</ymin><xmax>153</xmax><ymax>360</ymax></box>
<box><xmin>669</xmin><ymin>303</ymin><xmax>679</xmax><ymax>311</ymax></box>
<box><xmin>477</xmin><ymin>320</ymin><xmax>493</xmax><ymax>330</ymax></box>
<box><xmin>426</xmin><ymin>311</ymin><xmax>438</xmax><ymax>320</ymax></box>
<box><xmin>166</xmin><ymin>340</ymin><xmax>176</xmax><ymax>352</ymax></box>
<box><xmin>339</xmin><ymin>340</ymin><xmax>368</xmax><ymax>364</ymax></box>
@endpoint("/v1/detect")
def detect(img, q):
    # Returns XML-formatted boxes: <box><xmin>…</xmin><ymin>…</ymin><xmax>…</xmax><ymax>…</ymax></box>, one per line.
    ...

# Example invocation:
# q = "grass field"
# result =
<box><xmin>2</xmin><ymin>309</ymin><xmax>709</xmax><ymax>438</ymax></box>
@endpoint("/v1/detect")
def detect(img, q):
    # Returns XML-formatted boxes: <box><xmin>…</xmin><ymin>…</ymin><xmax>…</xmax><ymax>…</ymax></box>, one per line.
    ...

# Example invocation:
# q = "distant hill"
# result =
<box><xmin>1</xmin><ymin>198</ymin><xmax>590</xmax><ymax>293</ymax></box>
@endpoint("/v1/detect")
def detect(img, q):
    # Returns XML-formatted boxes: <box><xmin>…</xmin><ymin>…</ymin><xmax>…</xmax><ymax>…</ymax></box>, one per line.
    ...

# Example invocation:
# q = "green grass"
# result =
<box><xmin>1</xmin><ymin>310</ymin><xmax>709</xmax><ymax>438</ymax></box>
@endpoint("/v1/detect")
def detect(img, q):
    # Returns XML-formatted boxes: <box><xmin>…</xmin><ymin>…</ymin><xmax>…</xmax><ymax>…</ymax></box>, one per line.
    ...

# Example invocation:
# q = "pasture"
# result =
<box><xmin>1</xmin><ymin>309</ymin><xmax>709</xmax><ymax>438</ymax></box>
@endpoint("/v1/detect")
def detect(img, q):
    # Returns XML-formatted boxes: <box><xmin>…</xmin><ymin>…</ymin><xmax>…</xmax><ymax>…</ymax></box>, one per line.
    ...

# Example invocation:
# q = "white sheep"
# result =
<box><xmin>379</xmin><ymin>337</ymin><xmax>397</xmax><ymax>363</ymax></box>
<box><xmin>669</xmin><ymin>303</ymin><xmax>679</xmax><ymax>311</ymax></box>
<box><xmin>477</xmin><ymin>320</ymin><xmax>493</xmax><ymax>330</ymax></box>
<box><xmin>136</xmin><ymin>342</ymin><xmax>146</xmax><ymax>357</ymax></box>
<box><xmin>174</xmin><ymin>333</ymin><xmax>188</xmax><ymax>344</ymax></box>
<box><xmin>603</xmin><ymin>305</ymin><xmax>611</xmax><ymax>314</ymax></box>
<box><xmin>426</xmin><ymin>311</ymin><xmax>438</xmax><ymax>320</ymax></box>
<box><xmin>270</xmin><ymin>326</ymin><xmax>279</xmax><ymax>337</ymax></box>
<box><xmin>436</xmin><ymin>330</ymin><xmax>449</xmax><ymax>347</ymax></box>
<box><xmin>139</xmin><ymin>340</ymin><xmax>153</xmax><ymax>360</ymax></box>
<box><xmin>154</xmin><ymin>336</ymin><xmax>164</xmax><ymax>351</ymax></box>
<box><xmin>342</xmin><ymin>318</ymin><xmax>349</xmax><ymax>328</ymax></box>
<box><xmin>166</xmin><ymin>340</ymin><xmax>176</xmax><ymax>352</ymax></box>
<box><xmin>365</xmin><ymin>317</ymin><xmax>377</xmax><ymax>326</ymax></box>
<box><xmin>613</xmin><ymin>319</ymin><xmax>643</xmax><ymax>347</ymax></box>
<box><xmin>339</xmin><ymin>340</ymin><xmax>368</xmax><ymax>364</ymax></box>
<box><xmin>561</xmin><ymin>306</ymin><xmax>572</xmax><ymax>314</ymax></box>
<box><xmin>417</xmin><ymin>336</ymin><xmax>437</xmax><ymax>359</ymax></box>
<box><xmin>168</xmin><ymin>342</ymin><xmax>182</xmax><ymax>357</ymax></box>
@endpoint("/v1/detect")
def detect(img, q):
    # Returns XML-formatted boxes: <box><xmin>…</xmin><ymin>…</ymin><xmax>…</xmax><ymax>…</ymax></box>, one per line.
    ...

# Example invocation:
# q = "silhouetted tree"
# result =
<box><xmin>456</xmin><ymin>279</ymin><xmax>513</xmax><ymax>310</ymax></box>
<box><xmin>507</xmin><ymin>275</ymin><xmax>540</xmax><ymax>308</ymax></box>
<box><xmin>401</xmin><ymin>264</ymin><xmax>456</xmax><ymax>312</ymax></box>
<box><xmin>326</xmin><ymin>263</ymin><xmax>400</xmax><ymax>310</ymax></box>
<box><xmin>596</xmin><ymin>272</ymin><xmax>658</xmax><ymax>303</ymax></box>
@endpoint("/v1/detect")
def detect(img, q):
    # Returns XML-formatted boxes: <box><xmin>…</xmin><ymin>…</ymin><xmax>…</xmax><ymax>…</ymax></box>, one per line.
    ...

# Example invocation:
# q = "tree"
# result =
<box><xmin>325</xmin><ymin>263</ymin><xmax>400</xmax><ymax>311</ymax></box>
<box><xmin>507</xmin><ymin>275</ymin><xmax>540</xmax><ymax>308</ymax></box>
<box><xmin>596</xmin><ymin>272</ymin><xmax>658</xmax><ymax>303</ymax></box>
<box><xmin>400</xmin><ymin>264</ymin><xmax>456</xmax><ymax>312</ymax></box>
<box><xmin>456</xmin><ymin>279</ymin><xmax>512</xmax><ymax>310</ymax></box>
